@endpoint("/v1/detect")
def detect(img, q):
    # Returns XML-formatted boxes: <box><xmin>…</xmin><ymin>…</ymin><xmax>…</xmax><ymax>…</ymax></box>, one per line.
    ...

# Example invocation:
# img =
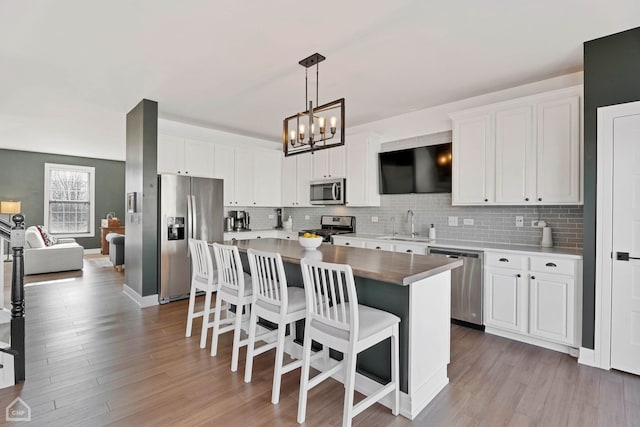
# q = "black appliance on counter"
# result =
<box><xmin>302</xmin><ymin>215</ymin><xmax>356</xmax><ymax>243</ymax></box>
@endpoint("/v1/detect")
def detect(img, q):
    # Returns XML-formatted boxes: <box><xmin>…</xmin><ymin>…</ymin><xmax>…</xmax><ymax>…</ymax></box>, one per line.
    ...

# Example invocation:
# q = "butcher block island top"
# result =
<box><xmin>229</xmin><ymin>238</ymin><xmax>462</xmax><ymax>286</ymax></box>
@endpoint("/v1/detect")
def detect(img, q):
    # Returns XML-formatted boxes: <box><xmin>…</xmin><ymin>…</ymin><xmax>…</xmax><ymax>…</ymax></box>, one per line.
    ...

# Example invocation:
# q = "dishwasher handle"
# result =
<box><xmin>428</xmin><ymin>248</ymin><xmax>481</xmax><ymax>258</ymax></box>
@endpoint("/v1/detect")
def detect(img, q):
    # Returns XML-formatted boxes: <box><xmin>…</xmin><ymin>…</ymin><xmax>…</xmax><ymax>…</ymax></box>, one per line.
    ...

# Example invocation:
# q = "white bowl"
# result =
<box><xmin>298</xmin><ymin>236</ymin><xmax>323</xmax><ymax>250</ymax></box>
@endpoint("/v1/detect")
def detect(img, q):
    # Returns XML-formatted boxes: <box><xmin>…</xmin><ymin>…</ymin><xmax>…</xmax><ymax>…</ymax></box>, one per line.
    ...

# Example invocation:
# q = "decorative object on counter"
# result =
<box><xmin>275</xmin><ymin>208</ymin><xmax>283</xmax><ymax>230</ymax></box>
<box><xmin>541</xmin><ymin>224</ymin><xmax>553</xmax><ymax>247</ymax></box>
<box><xmin>101</xmin><ymin>217</ymin><xmax>120</xmax><ymax>228</ymax></box>
<box><xmin>284</xmin><ymin>215</ymin><xmax>293</xmax><ymax>231</ymax></box>
<box><xmin>298</xmin><ymin>233</ymin><xmax>322</xmax><ymax>250</ymax></box>
<box><xmin>283</xmin><ymin>52</ymin><xmax>345</xmax><ymax>156</ymax></box>
<box><xmin>429</xmin><ymin>224</ymin><xmax>436</xmax><ymax>240</ymax></box>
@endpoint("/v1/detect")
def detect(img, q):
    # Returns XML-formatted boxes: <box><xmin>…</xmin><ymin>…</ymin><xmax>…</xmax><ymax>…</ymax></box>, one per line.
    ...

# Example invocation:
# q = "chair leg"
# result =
<box><xmin>271</xmin><ymin>324</ymin><xmax>287</xmax><ymax>404</ymax></box>
<box><xmin>199</xmin><ymin>290</ymin><xmax>213</xmax><ymax>349</ymax></box>
<box><xmin>185</xmin><ymin>286</ymin><xmax>197</xmax><ymax>338</ymax></box>
<box><xmin>342</xmin><ymin>351</ymin><xmax>358</xmax><ymax>427</ymax></box>
<box><xmin>297</xmin><ymin>331</ymin><xmax>314</xmax><ymax>424</ymax></box>
<box><xmin>391</xmin><ymin>324</ymin><xmax>400</xmax><ymax>416</ymax></box>
<box><xmin>244</xmin><ymin>305</ymin><xmax>259</xmax><ymax>383</ymax></box>
<box><xmin>210</xmin><ymin>294</ymin><xmax>224</xmax><ymax>357</ymax></box>
<box><xmin>231</xmin><ymin>303</ymin><xmax>245</xmax><ymax>372</ymax></box>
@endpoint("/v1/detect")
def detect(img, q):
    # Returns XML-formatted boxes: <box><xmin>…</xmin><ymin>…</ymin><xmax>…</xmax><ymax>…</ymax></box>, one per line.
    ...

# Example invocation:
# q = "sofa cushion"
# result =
<box><xmin>36</xmin><ymin>225</ymin><xmax>58</xmax><ymax>246</ymax></box>
<box><xmin>25</xmin><ymin>227</ymin><xmax>46</xmax><ymax>249</ymax></box>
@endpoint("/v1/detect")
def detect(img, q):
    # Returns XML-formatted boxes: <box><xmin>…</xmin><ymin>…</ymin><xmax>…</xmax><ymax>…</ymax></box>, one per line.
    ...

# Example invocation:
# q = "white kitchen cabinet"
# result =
<box><xmin>282</xmin><ymin>153</ymin><xmax>312</xmax><ymax>207</ymax></box>
<box><xmin>535</xmin><ymin>95</ymin><xmax>581</xmax><ymax>203</ymax></box>
<box><xmin>331</xmin><ymin>236</ymin><xmax>366</xmax><ymax>248</ymax></box>
<box><xmin>483</xmin><ymin>250</ymin><xmax>580</xmax><ymax>350</ymax></box>
<box><xmin>365</xmin><ymin>241</ymin><xmax>394</xmax><ymax>251</ymax></box>
<box><xmin>346</xmin><ymin>133</ymin><xmax>381</xmax><ymax>206</ymax></box>
<box><xmin>311</xmin><ymin>146</ymin><xmax>346</xmax><ymax>180</ymax></box>
<box><xmin>157</xmin><ymin>135</ymin><xmax>215</xmax><ymax>178</ymax></box>
<box><xmin>451</xmin><ymin>86</ymin><xmax>582</xmax><ymax>206</ymax></box>
<box><xmin>215</xmin><ymin>145</ymin><xmax>282</xmax><ymax>207</ymax></box>
<box><xmin>393</xmin><ymin>242</ymin><xmax>427</xmax><ymax>255</ymax></box>
<box><xmin>484</xmin><ymin>267</ymin><xmax>527</xmax><ymax>334</ymax></box>
<box><xmin>332</xmin><ymin>235</ymin><xmax>429</xmax><ymax>254</ymax></box>
<box><xmin>452</xmin><ymin>114</ymin><xmax>494</xmax><ymax>204</ymax></box>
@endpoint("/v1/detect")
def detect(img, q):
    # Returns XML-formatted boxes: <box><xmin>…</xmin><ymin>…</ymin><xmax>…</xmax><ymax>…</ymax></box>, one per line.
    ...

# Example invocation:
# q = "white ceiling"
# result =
<box><xmin>0</xmin><ymin>1</ymin><xmax>638</xmax><ymax>161</ymax></box>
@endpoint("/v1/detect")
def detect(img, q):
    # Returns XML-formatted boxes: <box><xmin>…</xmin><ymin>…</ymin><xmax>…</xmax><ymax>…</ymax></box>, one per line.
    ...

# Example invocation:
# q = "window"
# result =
<box><xmin>44</xmin><ymin>163</ymin><xmax>95</xmax><ymax>237</ymax></box>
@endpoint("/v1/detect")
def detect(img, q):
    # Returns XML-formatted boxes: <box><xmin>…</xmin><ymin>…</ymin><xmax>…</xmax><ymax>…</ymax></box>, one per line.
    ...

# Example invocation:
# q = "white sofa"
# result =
<box><xmin>24</xmin><ymin>226</ymin><xmax>84</xmax><ymax>275</ymax></box>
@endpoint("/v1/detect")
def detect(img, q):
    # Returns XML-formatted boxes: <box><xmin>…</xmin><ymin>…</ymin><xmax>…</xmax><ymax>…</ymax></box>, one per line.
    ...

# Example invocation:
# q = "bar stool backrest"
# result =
<box><xmin>212</xmin><ymin>243</ymin><xmax>246</xmax><ymax>295</ymax></box>
<box><xmin>189</xmin><ymin>239</ymin><xmax>215</xmax><ymax>287</ymax></box>
<box><xmin>247</xmin><ymin>248</ymin><xmax>288</xmax><ymax>311</ymax></box>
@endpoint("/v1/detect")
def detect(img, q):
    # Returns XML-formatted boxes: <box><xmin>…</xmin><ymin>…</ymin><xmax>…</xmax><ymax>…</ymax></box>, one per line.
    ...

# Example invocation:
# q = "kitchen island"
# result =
<box><xmin>228</xmin><ymin>238</ymin><xmax>462</xmax><ymax>419</ymax></box>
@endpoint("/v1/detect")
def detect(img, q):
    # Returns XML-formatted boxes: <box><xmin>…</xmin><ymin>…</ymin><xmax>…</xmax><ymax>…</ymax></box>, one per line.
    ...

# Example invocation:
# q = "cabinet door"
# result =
<box><xmin>184</xmin><ymin>139</ymin><xmax>215</xmax><ymax>178</ymax></box>
<box><xmin>536</xmin><ymin>95</ymin><xmax>580</xmax><ymax>203</ymax></box>
<box><xmin>157</xmin><ymin>134</ymin><xmax>185</xmax><ymax>175</ymax></box>
<box><xmin>214</xmin><ymin>144</ymin><xmax>236</xmax><ymax>206</ymax></box>
<box><xmin>452</xmin><ymin>114</ymin><xmax>494</xmax><ymax>204</ymax></box>
<box><xmin>528</xmin><ymin>273</ymin><xmax>575</xmax><ymax>345</ymax></box>
<box><xmin>234</xmin><ymin>147</ymin><xmax>254</xmax><ymax>206</ymax></box>
<box><xmin>346</xmin><ymin>137</ymin><xmax>380</xmax><ymax>206</ymax></box>
<box><xmin>495</xmin><ymin>106</ymin><xmax>535</xmax><ymax>204</ymax></box>
<box><xmin>332</xmin><ymin>237</ymin><xmax>365</xmax><ymax>248</ymax></box>
<box><xmin>311</xmin><ymin>150</ymin><xmax>329</xmax><ymax>180</ymax></box>
<box><xmin>282</xmin><ymin>156</ymin><xmax>297</xmax><ymax>207</ymax></box>
<box><xmin>253</xmin><ymin>149</ymin><xmax>282</xmax><ymax>206</ymax></box>
<box><xmin>295</xmin><ymin>153</ymin><xmax>313</xmax><ymax>207</ymax></box>
<box><xmin>328</xmin><ymin>146</ymin><xmax>346</xmax><ymax>177</ymax></box>
<box><xmin>484</xmin><ymin>268</ymin><xmax>526</xmax><ymax>333</ymax></box>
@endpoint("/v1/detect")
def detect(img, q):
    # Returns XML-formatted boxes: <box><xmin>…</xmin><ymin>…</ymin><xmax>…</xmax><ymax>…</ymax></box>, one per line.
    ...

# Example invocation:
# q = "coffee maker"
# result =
<box><xmin>229</xmin><ymin>210</ymin><xmax>250</xmax><ymax>231</ymax></box>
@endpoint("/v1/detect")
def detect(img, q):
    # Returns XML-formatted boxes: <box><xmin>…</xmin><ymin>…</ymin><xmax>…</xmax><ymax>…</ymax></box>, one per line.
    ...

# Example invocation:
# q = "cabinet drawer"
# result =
<box><xmin>365</xmin><ymin>241</ymin><xmax>394</xmax><ymax>251</ymax></box>
<box><xmin>529</xmin><ymin>257</ymin><xmax>576</xmax><ymax>276</ymax></box>
<box><xmin>485</xmin><ymin>252</ymin><xmax>527</xmax><ymax>269</ymax></box>
<box><xmin>393</xmin><ymin>243</ymin><xmax>427</xmax><ymax>255</ymax></box>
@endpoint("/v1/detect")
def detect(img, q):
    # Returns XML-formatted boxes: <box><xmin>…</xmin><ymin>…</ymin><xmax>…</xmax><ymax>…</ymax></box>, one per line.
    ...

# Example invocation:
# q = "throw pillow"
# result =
<box><xmin>36</xmin><ymin>225</ymin><xmax>58</xmax><ymax>247</ymax></box>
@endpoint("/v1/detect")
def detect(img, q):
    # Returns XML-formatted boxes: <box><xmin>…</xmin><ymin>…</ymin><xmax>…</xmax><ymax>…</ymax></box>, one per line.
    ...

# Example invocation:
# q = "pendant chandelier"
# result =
<box><xmin>283</xmin><ymin>53</ymin><xmax>345</xmax><ymax>156</ymax></box>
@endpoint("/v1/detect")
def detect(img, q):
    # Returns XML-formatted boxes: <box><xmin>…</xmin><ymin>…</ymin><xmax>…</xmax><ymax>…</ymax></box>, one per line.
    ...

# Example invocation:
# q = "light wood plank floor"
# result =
<box><xmin>1</xmin><ymin>256</ymin><xmax>639</xmax><ymax>426</ymax></box>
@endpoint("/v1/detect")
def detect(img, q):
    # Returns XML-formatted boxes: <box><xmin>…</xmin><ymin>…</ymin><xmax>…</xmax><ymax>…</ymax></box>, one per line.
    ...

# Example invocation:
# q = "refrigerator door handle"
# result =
<box><xmin>187</xmin><ymin>194</ymin><xmax>193</xmax><ymax>241</ymax></box>
<box><xmin>191</xmin><ymin>195</ymin><xmax>197</xmax><ymax>240</ymax></box>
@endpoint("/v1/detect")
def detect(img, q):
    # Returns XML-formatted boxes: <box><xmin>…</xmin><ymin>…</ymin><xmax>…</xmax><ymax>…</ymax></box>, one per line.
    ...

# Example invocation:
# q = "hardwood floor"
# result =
<box><xmin>1</xmin><ymin>256</ymin><xmax>639</xmax><ymax>426</ymax></box>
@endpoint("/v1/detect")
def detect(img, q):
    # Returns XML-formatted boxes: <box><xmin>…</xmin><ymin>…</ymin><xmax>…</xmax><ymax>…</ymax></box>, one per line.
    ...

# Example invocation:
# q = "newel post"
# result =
<box><xmin>10</xmin><ymin>214</ymin><xmax>25</xmax><ymax>382</ymax></box>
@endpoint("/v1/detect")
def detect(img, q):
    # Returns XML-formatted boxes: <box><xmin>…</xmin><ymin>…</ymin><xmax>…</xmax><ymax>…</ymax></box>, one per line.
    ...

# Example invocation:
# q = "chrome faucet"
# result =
<box><xmin>407</xmin><ymin>210</ymin><xmax>416</xmax><ymax>237</ymax></box>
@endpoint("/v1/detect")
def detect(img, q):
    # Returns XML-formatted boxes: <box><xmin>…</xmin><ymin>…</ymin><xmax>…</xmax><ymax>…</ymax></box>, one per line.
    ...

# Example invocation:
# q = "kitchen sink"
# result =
<box><xmin>377</xmin><ymin>235</ymin><xmax>433</xmax><ymax>243</ymax></box>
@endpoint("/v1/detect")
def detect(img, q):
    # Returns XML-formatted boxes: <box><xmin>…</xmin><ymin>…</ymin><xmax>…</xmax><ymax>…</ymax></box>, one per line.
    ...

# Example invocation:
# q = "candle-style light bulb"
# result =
<box><xmin>299</xmin><ymin>124</ymin><xmax>305</xmax><ymax>141</ymax></box>
<box><xmin>318</xmin><ymin>116</ymin><xmax>326</xmax><ymax>134</ymax></box>
<box><xmin>330</xmin><ymin>116</ymin><xmax>337</xmax><ymax>134</ymax></box>
<box><xmin>290</xmin><ymin>130</ymin><xmax>296</xmax><ymax>145</ymax></box>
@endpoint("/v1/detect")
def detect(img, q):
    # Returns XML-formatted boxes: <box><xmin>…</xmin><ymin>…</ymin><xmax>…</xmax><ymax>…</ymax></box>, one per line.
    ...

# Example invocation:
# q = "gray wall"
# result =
<box><xmin>0</xmin><ymin>148</ymin><xmax>125</xmax><ymax>249</ymax></box>
<box><xmin>582</xmin><ymin>27</ymin><xmax>640</xmax><ymax>349</ymax></box>
<box><xmin>125</xmin><ymin>99</ymin><xmax>158</xmax><ymax>298</ymax></box>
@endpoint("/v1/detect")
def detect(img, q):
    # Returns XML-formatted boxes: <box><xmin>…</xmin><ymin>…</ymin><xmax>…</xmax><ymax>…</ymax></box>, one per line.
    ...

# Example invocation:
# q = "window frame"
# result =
<box><xmin>44</xmin><ymin>163</ymin><xmax>95</xmax><ymax>238</ymax></box>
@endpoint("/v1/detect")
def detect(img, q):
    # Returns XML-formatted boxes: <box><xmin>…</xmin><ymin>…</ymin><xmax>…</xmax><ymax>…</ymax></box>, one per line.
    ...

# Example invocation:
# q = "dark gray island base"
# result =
<box><xmin>226</xmin><ymin>238</ymin><xmax>462</xmax><ymax>419</ymax></box>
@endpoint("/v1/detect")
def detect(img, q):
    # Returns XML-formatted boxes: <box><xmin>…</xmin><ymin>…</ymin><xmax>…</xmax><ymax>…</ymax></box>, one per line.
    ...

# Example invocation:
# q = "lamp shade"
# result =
<box><xmin>0</xmin><ymin>200</ymin><xmax>21</xmax><ymax>214</ymax></box>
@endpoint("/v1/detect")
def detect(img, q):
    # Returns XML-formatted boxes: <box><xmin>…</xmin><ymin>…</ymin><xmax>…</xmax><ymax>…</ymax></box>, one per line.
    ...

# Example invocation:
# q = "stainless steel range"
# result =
<box><xmin>302</xmin><ymin>215</ymin><xmax>356</xmax><ymax>243</ymax></box>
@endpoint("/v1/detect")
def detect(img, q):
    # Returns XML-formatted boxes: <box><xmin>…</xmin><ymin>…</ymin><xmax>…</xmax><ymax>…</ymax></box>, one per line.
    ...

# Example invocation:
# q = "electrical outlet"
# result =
<box><xmin>531</xmin><ymin>220</ymin><xmax>539</xmax><ymax>227</ymax></box>
<box><xmin>371</xmin><ymin>216</ymin><xmax>379</xmax><ymax>222</ymax></box>
<box><xmin>463</xmin><ymin>218</ymin><xmax>474</xmax><ymax>226</ymax></box>
<box><xmin>304</xmin><ymin>215</ymin><xmax>310</xmax><ymax>220</ymax></box>
<box><xmin>448</xmin><ymin>216</ymin><xmax>458</xmax><ymax>226</ymax></box>
<box><xmin>516</xmin><ymin>216</ymin><xmax>524</xmax><ymax>227</ymax></box>
<box><xmin>268</xmin><ymin>214</ymin><xmax>274</xmax><ymax>219</ymax></box>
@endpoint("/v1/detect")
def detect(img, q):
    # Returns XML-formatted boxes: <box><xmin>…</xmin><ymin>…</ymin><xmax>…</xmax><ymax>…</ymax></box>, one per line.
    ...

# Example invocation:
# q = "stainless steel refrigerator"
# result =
<box><xmin>158</xmin><ymin>174</ymin><xmax>224</xmax><ymax>303</ymax></box>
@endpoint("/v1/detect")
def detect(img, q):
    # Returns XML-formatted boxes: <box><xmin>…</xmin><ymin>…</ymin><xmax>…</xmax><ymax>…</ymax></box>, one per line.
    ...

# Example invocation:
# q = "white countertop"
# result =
<box><xmin>336</xmin><ymin>233</ymin><xmax>583</xmax><ymax>259</ymax></box>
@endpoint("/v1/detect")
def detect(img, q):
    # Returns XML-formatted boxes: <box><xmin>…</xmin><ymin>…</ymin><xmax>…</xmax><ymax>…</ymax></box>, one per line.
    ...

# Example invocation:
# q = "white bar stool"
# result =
<box><xmin>297</xmin><ymin>259</ymin><xmax>400</xmax><ymax>427</ymax></box>
<box><xmin>210</xmin><ymin>243</ymin><xmax>253</xmax><ymax>372</ymax></box>
<box><xmin>185</xmin><ymin>239</ymin><xmax>220</xmax><ymax>348</ymax></box>
<box><xmin>244</xmin><ymin>248</ymin><xmax>307</xmax><ymax>404</ymax></box>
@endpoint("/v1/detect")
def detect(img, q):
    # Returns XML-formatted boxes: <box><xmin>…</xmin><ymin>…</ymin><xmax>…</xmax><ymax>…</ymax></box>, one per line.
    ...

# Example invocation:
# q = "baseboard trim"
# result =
<box><xmin>84</xmin><ymin>248</ymin><xmax>101</xmax><ymax>255</ymax></box>
<box><xmin>123</xmin><ymin>284</ymin><xmax>159</xmax><ymax>308</ymax></box>
<box><xmin>578</xmin><ymin>347</ymin><xmax>603</xmax><ymax>368</ymax></box>
<box><xmin>484</xmin><ymin>326</ymin><xmax>576</xmax><ymax>355</ymax></box>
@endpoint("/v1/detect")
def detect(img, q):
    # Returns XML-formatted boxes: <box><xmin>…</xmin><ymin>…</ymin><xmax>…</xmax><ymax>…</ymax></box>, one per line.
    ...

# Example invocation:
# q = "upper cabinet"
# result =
<box><xmin>450</xmin><ymin>86</ymin><xmax>582</xmax><ymax>205</ymax></box>
<box><xmin>346</xmin><ymin>133</ymin><xmax>381</xmax><ymax>206</ymax></box>
<box><xmin>282</xmin><ymin>153</ymin><xmax>312</xmax><ymax>207</ymax></box>
<box><xmin>158</xmin><ymin>135</ymin><xmax>215</xmax><ymax>178</ymax></box>
<box><xmin>311</xmin><ymin>146</ymin><xmax>346</xmax><ymax>180</ymax></box>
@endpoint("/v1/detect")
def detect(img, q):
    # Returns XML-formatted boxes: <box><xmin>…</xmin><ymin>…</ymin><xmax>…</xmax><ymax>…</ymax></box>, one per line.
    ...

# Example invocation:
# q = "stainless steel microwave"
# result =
<box><xmin>310</xmin><ymin>178</ymin><xmax>345</xmax><ymax>205</ymax></box>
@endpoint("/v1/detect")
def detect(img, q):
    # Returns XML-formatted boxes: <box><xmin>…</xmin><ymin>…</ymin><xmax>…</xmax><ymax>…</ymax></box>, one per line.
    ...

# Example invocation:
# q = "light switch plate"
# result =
<box><xmin>304</xmin><ymin>215</ymin><xmax>310</xmax><ymax>220</ymax></box>
<box><xmin>463</xmin><ymin>218</ymin><xmax>474</xmax><ymax>226</ymax></box>
<box><xmin>448</xmin><ymin>216</ymin><xmax>458</xmax><ymax>226</ymax></box>
<box><xmin>268</xmin><ymin>214</ymin><xmax>274</xmax><ymax>219</ymax></box>
<box><xmin>371</xmin><ymin>216</ymin><xmax>379</xmax><ymax>222</ymax></box>
<box><xmin>516</xmin><ymin>216</ymin><xmax>524</xmax><ymax>227</ymax></box>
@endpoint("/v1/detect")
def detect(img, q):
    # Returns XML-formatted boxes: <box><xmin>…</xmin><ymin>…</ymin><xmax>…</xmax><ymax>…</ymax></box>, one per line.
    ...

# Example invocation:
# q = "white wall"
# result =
<box><xmin>346</xmin><ymin>72</ymin><xmax>583</xmax><ymax>142</ymax></box>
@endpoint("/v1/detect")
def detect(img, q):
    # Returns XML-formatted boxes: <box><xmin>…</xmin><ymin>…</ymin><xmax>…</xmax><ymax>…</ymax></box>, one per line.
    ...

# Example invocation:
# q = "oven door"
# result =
<box><xmin>310</xmin><ymin>178</ymin><xmax>345</xmax><ymax>205</ymax></box>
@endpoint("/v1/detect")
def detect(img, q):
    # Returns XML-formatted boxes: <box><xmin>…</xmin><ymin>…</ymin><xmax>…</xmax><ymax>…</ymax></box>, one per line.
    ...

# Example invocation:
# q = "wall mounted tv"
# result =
<box><xmin>378</xmin><ymin>143</ymin><xmax>452</xmax><ymax>194</ymax></box>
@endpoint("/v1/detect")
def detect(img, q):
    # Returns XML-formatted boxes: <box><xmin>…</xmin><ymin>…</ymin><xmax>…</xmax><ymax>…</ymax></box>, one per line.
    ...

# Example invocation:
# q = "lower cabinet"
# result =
<box><xmin>484</xmin><ymin>250</ymin><xmax>580</xmax><ymax>349</ymax></box>
<box><xmin>332</xmin><ymin>236</ymin><xmax>429</xmax><ymax>254</ymax></box>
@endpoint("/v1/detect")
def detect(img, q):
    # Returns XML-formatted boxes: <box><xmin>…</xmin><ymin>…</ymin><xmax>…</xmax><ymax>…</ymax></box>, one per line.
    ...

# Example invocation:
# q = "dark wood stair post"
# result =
<box><xmin>10</xmin><ymin>214</ymin><xmax>25</xmax><ymax>383</ymax></box>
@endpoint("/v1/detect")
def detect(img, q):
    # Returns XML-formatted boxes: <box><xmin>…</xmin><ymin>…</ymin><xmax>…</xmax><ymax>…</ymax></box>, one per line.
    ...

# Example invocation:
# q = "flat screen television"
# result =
<box><xmin>378</xmin><ymin>143</ymin><xmax>452</xmax><ymax>194</ymax></box>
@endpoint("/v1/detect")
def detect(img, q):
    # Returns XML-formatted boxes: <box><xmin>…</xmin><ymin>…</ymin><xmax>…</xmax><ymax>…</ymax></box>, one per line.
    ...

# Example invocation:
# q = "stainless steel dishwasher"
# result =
<box><xmin>427</xmin><ymin>247</ymin><xmax>484</xmax><ymax>329</ymax></box>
